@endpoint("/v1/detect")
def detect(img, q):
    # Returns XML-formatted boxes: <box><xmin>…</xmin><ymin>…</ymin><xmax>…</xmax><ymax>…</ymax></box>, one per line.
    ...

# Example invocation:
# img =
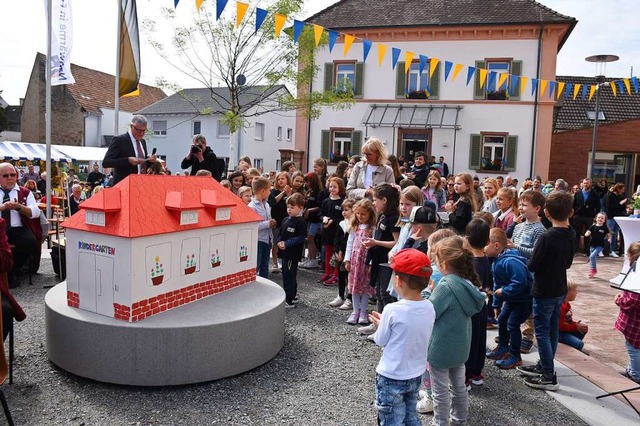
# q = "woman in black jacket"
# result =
<box><xmin>604</xmin><ymin>183</ymin><xmax>628</xmax><ymax>256</ymax></box>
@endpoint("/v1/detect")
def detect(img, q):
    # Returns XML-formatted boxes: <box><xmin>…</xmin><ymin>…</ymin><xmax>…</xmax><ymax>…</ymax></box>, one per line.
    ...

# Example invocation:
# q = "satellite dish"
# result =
<box><xmin>236</xmin><ymin>74</ymin><xmax>246</xmax><ymax>86</ymax></box>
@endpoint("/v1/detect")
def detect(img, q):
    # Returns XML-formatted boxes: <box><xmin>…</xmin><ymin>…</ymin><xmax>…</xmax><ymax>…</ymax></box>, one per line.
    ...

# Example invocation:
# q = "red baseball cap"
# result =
<box><xmin>390</xmin><ymin>248</ymin><xmax>432</xmax><ymax>278</ymax></box>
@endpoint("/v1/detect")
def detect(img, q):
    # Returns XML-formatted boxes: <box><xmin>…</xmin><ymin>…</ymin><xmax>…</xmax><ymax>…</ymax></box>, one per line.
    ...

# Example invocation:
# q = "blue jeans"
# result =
<box><xmin>608</xmin><ymin>219</ymin><xmax>620</xmax><ymax>254</ymax></box>
<box><xmin>559</xmin><ymin>331</ymin><xmax>585</xmax><ymax>351</ymax></box>
<box><xmin>497</xmin><ymin>301</ymin><xmax>532</xmax><ymax>358</ymax></box>
<box><xmin>625</xmin><ymin>340</ymin><xmax>640</xmax><ymax>383</ymax></box>
<box><xmin>533</xmin><ymin>296</ymin><xmax>564</xmax><ymax>376</ymax></box>
<box><xmin>256</xmin><ymin>241</ymin><xmax>271</xmax><ymax>278</ymax></box>
<box><xmin>376</xmin><ymin>374</ymin><xmax>422</xmax><ymax>426</ymax></box>
<box><xmin>589</xmin><ymin>246</ymin><xmax>604</xmax><ymax>270</ymax></box>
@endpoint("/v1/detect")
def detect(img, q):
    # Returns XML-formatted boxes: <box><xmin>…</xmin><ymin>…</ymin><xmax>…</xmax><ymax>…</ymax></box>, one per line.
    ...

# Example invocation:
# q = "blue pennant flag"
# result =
<box><xmin>502</xmin><ymin>156</ymin><xmax>507</xmax><ymax>169</ymax></box>
<box><xmin>444</xmin><ymin>61</ymin><xmax>453</xmax><ymax>81</ymax></box>
<box><xmin>510</xmin><ymin>75</ymin><xmax>520</xmax><ymax>95</ymax></box>
<box><xmin>564</xmin><ymin>83</ymin><xmax>573</xmax><ymax>99</ymax></box>
<box><xmin>362</xmin><ymin>39</ymin><xmax>372</xmax><ymax>63</ymax></box>
<box><xmin>391</xmin><ymin>47</ymin><xmax>401</xmax><ymax>70</ymax></box>
<box><xmin>487</xmin><ymin>71</ymin><xmax>497</xmax><ymax>92</ymax></box>
<box><xmin>530</xmin><ymin>79</ymin><xmax>538</xmax><ymax>96</ymax></box>
<box><xmin>581</xmin><ymin>84</ymin><xmax>588</xmax><ymax>100</ymax></box>
<box><xmin>174</xmin><ymin>0</ymin><xmax>180</xmax><ymax>7</ymax></box>
<box><xmin>419</xmin><ymin>55</ymin><xmax>429</xmax><ymax>75</ymax></box>
<box><xmin>548</xmin><ymin>81</ymin><xmax>556</xmax><ymax>98</ymax></box>
<box><xmin>255</xmin><ymin>8</ymin><xmax>268</xmax><ymax>33</ymax></box>
<box><xmin>293</xmin><ymin>20</ymin><xmax>305</xmax><ymax>43</ymax></box>
<box><xmin>617</xmin><ymin>80</ymin><xmax>626</xmax><ymax>94</ymax></box>
<box><xmin>328</xmin><ymin>30</ymin><xmax>339</xmax><ymax>53</ymax></box>
<box><xmin>216</xmin><ymin>0</ymin><xmax>229</xmax><ymax>20</ymax></box>
<box><xmin>466</xmin><ymin>66</ymin><xmax>475</xmax><ymax>86</ymax></box>
<box><xmin>632</xmin><ymin>77</ymin><xmax>640</xmax><ymax>93</ymax></box>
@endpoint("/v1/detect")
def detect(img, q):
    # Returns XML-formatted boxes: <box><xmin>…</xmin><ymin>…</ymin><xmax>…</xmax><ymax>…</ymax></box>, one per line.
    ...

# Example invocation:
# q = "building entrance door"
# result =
<box><xmin>398</xmin><ymin>129</ymin><xmax>430</xmax><ymax>164</ymax></box>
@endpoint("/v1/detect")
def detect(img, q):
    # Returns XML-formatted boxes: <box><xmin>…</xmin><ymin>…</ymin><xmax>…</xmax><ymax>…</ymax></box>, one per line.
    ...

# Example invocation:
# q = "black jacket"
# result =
<box><xmin>528</xmin><ymin>227</ymin><xmax>575</xmax><ymax>298</ymax></box>
<box><xmin>604</xmin><ymin>191</ymin><xmax>627</xmax><ymax>219</ymax></box>
<box><xmin>102</xmin><ymin>133</ymin><xmax>149</xmax><ymax>185</ymax></box>
<box><xmin>180</xmin><ymin>146</ymin><xmax>221</xmax><ymax>180</ymax></box>
<box><xmin>573</xmin><ymin>189</ymin><xmax>599</xmax><ymax>219</ymax></box>
<box><xmin>278</xmin><ymin>216</ymin><xmax>307</xmax><ymax>261</ymax></box>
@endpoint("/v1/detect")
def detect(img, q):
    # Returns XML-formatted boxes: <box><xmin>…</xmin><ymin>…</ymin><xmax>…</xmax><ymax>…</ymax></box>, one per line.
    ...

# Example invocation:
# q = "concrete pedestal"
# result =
<box><xmin>45</xmin><ymin>278</ymin><xmax>285</xmax><ymax>386</ymax></box>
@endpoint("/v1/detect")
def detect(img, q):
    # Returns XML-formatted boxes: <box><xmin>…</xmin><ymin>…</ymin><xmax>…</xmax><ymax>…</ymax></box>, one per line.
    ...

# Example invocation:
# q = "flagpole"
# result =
<box><xmin>45</xmin><ymin>0</ymin><xmax>52</xmax><ymax>220</ymax></box>
<box><xmin>114</xmin><ymin>0</ymin><xmax>122</xmax><ymax>135</ymax></box>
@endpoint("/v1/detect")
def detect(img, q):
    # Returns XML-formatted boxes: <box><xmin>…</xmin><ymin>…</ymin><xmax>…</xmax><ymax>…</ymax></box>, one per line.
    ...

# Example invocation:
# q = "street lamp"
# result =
<box><xmin>585</xmin><ymin>54</ymin><xmax>619</xmax><ymax>180</ymax></box>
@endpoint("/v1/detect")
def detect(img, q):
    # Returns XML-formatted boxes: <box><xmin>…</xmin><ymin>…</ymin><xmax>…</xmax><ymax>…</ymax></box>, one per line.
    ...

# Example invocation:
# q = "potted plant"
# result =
<box><xmin>151</xmin><ymin>256</ymin><xmax>164</xmax><ymax>286</ymax></box>
<box><xmin>632</xmin><ymin>195</ymin><xmax>640</xmax><ymax>216</ymax></box>
<box><xmin>239</xmin><ymin>246</ymin><xmax>248</xmax><ymax>262</ymax></box>
<box><xmin>486</xmin><ymin>90</ymin><xmax>509</xmax><ymax>100</ymax></box>
<box><xmin>482</xmin><ymin>158</ymin><xmax>503</xmax><ymax>171</ymax></box>
<box><xmin>211</xmin><ymin>250</ymin><xmax>221</xmax><ymax>268</ymax></box>
<box><xmin>407</xmin><ymin>90</ymin><xmax>429</xmax><ymax>99</ymax></box>
<box><xmin>184</xmin><ymin>254</ymin><xmax>197</xmax><ymax>275</ymax></box>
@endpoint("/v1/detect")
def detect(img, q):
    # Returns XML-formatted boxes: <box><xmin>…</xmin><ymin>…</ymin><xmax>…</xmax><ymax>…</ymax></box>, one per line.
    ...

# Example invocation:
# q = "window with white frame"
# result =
<box><xmin>331</xmin><ymin>131</ymin><xmax>353</xmax><ymax>163</ymax></box>
<box><xmin>193</xmin><ymin>121</ymin><xmax>201</xmax><ymax>135</ymax></box>
<box><xmin>335</xmin><ymin>62</ymin><xmax>356</xmax><ymax>93</ymax></box>
<box><xmin>217</xmin><ymin>120</ymin><xmax>230</xmax><ymax>137</ymax></box>
<box><xmin>286</xmin><ymin>128</ymin><xmax>292</xmax><ymax>141</ymax></box>
<box><xmin>216</xmin><ymin>208</ymin><xmax>231</xmax><ymax>221</ymax></box>
<box><xmin>277</xmin><ymin>126</ymin><xmax>282</xmax><ymax>140</ymax></box>
<box><xmin>254</xmin><ymin>158</ymin><xmax>264</xmax><ymax>170</ymax></box>
<box><xmin>152</xmin><ymin>121</ymin><xmax>167</xmax><ymax>136</ymax></box>
<box><xmin>85</xmin><ymin>211</ymin><xmax>105</xmax><ymax>226</ymax></box>
<box><xmin>482</xmin><ymin>135</ymin><xmax>506</xmax><ymax>170</ymax></box>
<box><xmin>276</xmin><ymin>159</ymin><xmax>281</xmax><ymax>171</ymax></box>
<box><xmin>180</xmin><ymin>210</ymin><xmax>199</xmax><ymax>225</ymax></box>
<box><xmin>406</xmin><ymin>61</ymin><xmax>430</xmax><ymax>93</ymax></box>
<box><xmin>255</xmin><ymin>123</ymin><xmax>265</xmax><ymax>141</ymax></box>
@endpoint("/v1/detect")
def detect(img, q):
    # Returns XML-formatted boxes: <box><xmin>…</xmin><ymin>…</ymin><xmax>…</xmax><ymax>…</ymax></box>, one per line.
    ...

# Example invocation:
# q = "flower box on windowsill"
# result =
<box><xmin>486</xmin><ymin>90</ymin><xmax>509</xmax><ymax>100</ymax></box>
<box><xmin>407</xmin><ymin>90</ymin><xmax>429</xmax><ymax>100</ymax></box>
<box><xmin>476</xmin><ymin>169</ymin><xmax>507</xmax><ymax>174</ymax></box>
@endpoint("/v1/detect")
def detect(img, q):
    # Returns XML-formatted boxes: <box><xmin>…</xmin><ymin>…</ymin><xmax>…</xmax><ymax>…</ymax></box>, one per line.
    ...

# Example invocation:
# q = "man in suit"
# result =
<box><xmin>103</xmin><ymin>115</ymin><xmax>157</xmax><ymax>185</ymax></box>
<box><xmin>573</xmin><ymin>177</ymin><xmax>599</xmax><ymax>254</ymax></box>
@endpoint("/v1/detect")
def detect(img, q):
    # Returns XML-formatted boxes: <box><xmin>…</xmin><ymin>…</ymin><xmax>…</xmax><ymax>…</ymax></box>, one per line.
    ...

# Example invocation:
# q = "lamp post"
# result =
<box><xmin>585</xmin><ymin>54</ymin><xmax>619</xmax><ymax>180</ymax></box>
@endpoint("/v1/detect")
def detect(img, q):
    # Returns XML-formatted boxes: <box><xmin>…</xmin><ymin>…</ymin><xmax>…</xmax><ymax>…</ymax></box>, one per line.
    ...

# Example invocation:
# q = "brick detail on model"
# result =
<box><xmin>67</xmin><ymin>291</ymin><xmax>80</xmax><ymax>308</ymax></box>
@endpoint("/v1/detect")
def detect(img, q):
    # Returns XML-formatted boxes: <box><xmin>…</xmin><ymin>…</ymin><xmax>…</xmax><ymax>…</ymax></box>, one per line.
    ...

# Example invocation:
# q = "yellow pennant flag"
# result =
<box><xmin>573</xmin><ymin>84</ymin><xmax>581</xmax><ymax>100</ymax></box>
<box><xmin>478</xmin><ymin>68</ymin><xmax>488</xmax><ymax>88</ymax></box>
<box><xmin>497</xmin><ymin>73</ymin><xmax>509</xmax><ymax>90</ymax></box>
<box><xmin>122</xmin><ymin>85</ymin><xmax>140</xmax><ymax>97</ymax></box>
<box><xmin>588</xmin><ymin>85</ymin><xmax>597</xmax><ymax>101</ymax></box>
<box><xmin>274</xmin><ymin>14</ymin><xmax>286</xmax><ymax>38</ymax></box>
<box><xmin>539</xmin><ymin>80</ymin><xmax>548</xmax><ymax>98</ymax></box>
<box><xmin>624</xmin><ymin>79</ymin><xmax>632</xmax><ymax>94</ymax></box>
<box><xmin>236</xmin><ymin>2</ymin><xmax>249</xmax><ymax>27</ymax></box>
<box><xmin>195</xmin><ymin>0</ymin><xmax>204</xmax><ymax>11</ymax></box>
<box><xmin>313</xmin><ymin>24</ymin><xmax>324</xmax><ymax>46</ymax></box>
<box><xmin>405</xmin><ymin>52</ymin><xmax>415</xmax><ymax>74</ymax></box>
<box><xmin>343</xmin><ymin>34</ymin><xmax>355</xmax><ymax>56</ymax></box>
<box><xmin>556</xmin><ymin>82</ymin><xmax>565</xmax><ymax>100</ymax></box>
<box><xmin>429</xmin><ymin>58</ymin><xmax>440</xmax><ymax>79</ymax></box>
<box><xmin>610</xmin><ymin>82</ymin><xmax>617</xmax><ymax>97</ymax></box>
<box><xmin>377</xmin><ymin>44</ymin><xmax>387</xmax><ymax>66</ymax></box>
<box><xmin>520</xmin><ymin>76</ymin><xmax>528</xmax><ymax>95</ymax></box>
<box><xmin>452</xmin><ymin>63</ymin><xmax>464</xmax><ymax>81</ymax></box>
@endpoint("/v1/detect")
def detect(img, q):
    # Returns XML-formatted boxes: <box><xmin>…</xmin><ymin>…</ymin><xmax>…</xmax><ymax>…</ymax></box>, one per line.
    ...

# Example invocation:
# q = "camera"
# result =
<box><xmin>191</xmin><ymin>144</ymin><xmax>202</xmax><ymax>155</ymax></box>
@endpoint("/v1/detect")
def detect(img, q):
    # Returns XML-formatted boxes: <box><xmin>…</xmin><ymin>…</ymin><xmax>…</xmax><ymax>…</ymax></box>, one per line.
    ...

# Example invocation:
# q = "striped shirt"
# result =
<box><xmin>512</xmin><ymin>221</ymin><xmax>546</xmax><ymax>259</ymax></box>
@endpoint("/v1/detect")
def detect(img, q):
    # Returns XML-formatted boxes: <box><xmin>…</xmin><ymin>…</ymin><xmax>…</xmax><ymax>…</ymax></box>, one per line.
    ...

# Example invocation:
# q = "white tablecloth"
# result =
<box><xmin>610</xmin><ymin>217</ymin><xmax>640</xmax><ymax>284</ymax></box>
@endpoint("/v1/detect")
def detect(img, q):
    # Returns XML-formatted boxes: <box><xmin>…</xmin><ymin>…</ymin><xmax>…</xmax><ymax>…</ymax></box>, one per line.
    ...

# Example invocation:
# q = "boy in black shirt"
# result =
<box><xmin>519</xmin><ymin>191</ymin><xmax>576</xmax><ymax>391</ymax></box>
<box><xmin>278</xmin><ymin>193</ymin><xmax>308</xmax><ymax>308</ymax></box>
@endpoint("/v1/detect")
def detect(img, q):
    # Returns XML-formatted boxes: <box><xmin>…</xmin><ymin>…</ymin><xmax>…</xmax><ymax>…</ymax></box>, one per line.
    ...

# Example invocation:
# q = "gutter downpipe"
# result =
<box><xmin>530</xmin><ymin>23</ymin><xmax>543</xmax><ymax>178</ymax></box>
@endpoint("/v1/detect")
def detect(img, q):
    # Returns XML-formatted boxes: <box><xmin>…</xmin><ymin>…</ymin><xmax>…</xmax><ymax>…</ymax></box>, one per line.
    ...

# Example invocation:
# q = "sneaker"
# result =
<box><xmin>465</xmin><ymin>380</ymin><xmax>472</xmax><ymax>391</ymax></box>
<box><xmin>323</xmin><ymin>276</ymin><xmax>338</xmax><ymax>285</ymax></box>
<box><xmin>347</xmin><ymin>311</ymin><xmax>359</xmax><ymax>325</ymax></box>
<box><xmin>486</xmin><ymin>318</ymin><xmax>498</xmax><ymax>329</ymax></box>
<box><xmin>328</xmin><ymin>297</ymin><xmax>344</xmax><ymax>307</ymax></box>
<box><xmin>301</xmin><ymin>259</ymin><xmax>319</xmax><ymax>269</ymax></box>
<box><xmin>496</xmin><ymin>354</ymin><xmax>523</xmax><ymax>369</ymax></box>
<box><xmin>339</xmin><ymin>299</ymin><xmax>353</xmax><ymax>310</ymax></box>
<box><xmin>517</xmin><ymin>362</ymin><xmax>543</xmax><ymax>377</ymax></box>
<box><xmin>357</xmin><ymin>323</ymin><xmax>376</xmax><ymax>335</ymax></box>
<box><xmin>270</xmin><ymin>262</ymin><xmax>280</xmax><ymax>273</ymax></box>
<box><xmin>358</xmin><ymin>311</ymin><xmax>369</xmax><ymax>325</ymax></box>
<box><xmin>470</xmin><ymin>375</ymin><xmax>484</xmax><ymax>386</ymax></box>
<box><xmin>318</xmin><ymin>273</ymin><xmax>331</xmax><ymax>282</ymax></box>
<box><xmin>610</xmin><ymin>252</ymin><xmax>620</xmax><ymax>258</ymax></box>
<box><xmin>418</xmin><ymin>390</ymin><xmax>429</xmax><ymax>400</ymax></box>
<box><xmin>284</xmin><ymin>302</ymin><xmax>296</xmax><ymax>309</ymax></box>
<box><xmin>524</xmin><ymin>373</ymin><xmax>559</xmax><ymax>391</ymax></box>
<box><xmin>416</xmin><ymin>397</ymin><xmax>434</xmax><ymax>414</ymax></box>
<box><xmin>366</xmin><ymin>334</ymin><xmax>376</xmax><ymax>342</ymax></box>
<box><xmin>293</xmin><ymin>295</ymin><xmax>299</xmax><ymax>304</ymax></box>
<box><xmin>486</xmin><ymin>345</ymin><xmax>509</xmax><ymax>360</ymax></box>
<box><xmin>520</xmin><ymin>339</ymin><xmax>534</xmax><ymax>354</ymax></box>
<box><xmin>588</xmin><ymin>268</ymin><xmax>596</xmax><ymax>278</ymax></box>
<box><xmin>598</xmin><ymin>252</ymin><xmax>604</xmax><ymax>257</ymax></box>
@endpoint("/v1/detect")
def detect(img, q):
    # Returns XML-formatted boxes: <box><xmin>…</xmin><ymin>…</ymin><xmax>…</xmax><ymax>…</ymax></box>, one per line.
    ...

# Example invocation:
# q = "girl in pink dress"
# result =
<box><xmin>493</xmin><ymin>187</ymin><xmax>518</xmax><ymax>231</ymax></box>
<box><xmin>344</xmin><ymin>199</ymin><xmax>377</xmax><ymax>325</ymax></box>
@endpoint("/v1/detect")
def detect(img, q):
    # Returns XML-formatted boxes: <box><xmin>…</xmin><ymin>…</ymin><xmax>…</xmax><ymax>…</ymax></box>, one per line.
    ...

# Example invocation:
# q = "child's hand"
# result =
<box><xmin>369</xmin><ymin>310</ymin><xmax>381</xmax><ymax>327</ymax></box>
<box><xmin>269</xmin><ymin>219</ymin><xmax>277</xmax><ymax>228</ymax></box>
<box><xmin>495</xmin><ymin>288</ymin><xmax>503</xmax><ymax>297</ymax></box>
<box><xmin>336</xmin><ymin>252</ymin><xmax>343</xmax><ymax>262</ymax></box>
<box><xmin>584</xmin><ymin>230</ymin><xmax>591</xmax><ymax>237</ymax></box>
<box><xmin>284</xmin><ymin>185</ymin><xmax>292</xmax><ymax>196</ymax></box>
<box><xmin>344</xmin><ymin>261</ymin><xmax>351</xmax><ymax>271</ymax></box>
<box><xmin>277</xmin><ymin>241</ymin><xmax>286</xmax><ymax>250</ymax></box>
<box><xmin>576</xmin><ymin>321</ymin><xmax>589</xmax><ymax>334</ymax></box>
<box><xmin>362</xmin><ymin>238</ymin><xmax>376</xmax><ymax>248</ymax></box>
<box><xmin>506</xmin><ymin>239</ymin><xmax>515</xmax><ymax>249</ymax></box>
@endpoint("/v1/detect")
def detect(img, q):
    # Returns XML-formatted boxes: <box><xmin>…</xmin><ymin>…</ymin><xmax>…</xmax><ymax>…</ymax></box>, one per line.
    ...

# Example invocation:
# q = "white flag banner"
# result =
<box><xmin>45</xmin><ymin>0</ymin><xmax>75</xmax><ymax>85</ymax></box>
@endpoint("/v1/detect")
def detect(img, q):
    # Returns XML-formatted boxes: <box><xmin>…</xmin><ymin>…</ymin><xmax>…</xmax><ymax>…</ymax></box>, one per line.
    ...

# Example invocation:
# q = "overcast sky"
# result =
<box><xmin>1</xmin><ymin>0</ymin><xmax>638</xmax><ymax>105</ymax></box>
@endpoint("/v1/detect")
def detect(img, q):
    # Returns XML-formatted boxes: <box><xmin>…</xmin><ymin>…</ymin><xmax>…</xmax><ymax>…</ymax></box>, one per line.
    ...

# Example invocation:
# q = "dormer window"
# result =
<box><xmin>180</xmin><ymin>210</ymin><xmax>199</xmax><ymax>225</ymax></box>
<box><xmin>86</xmin><ymin>211</ymin><xmax>105</xmax><ymax>226</ymax></box>
<box><xmin>216</xmin><ymin>208</ymin><xmax>231</xmax><ymax>221</ymax></box>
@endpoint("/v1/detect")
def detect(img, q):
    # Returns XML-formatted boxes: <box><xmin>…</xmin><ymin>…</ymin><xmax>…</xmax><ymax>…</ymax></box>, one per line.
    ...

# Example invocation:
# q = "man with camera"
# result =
<box><xmin>180</xmin><ymin>134</ymin><xmax>221</xmax><ymax>180</ymax></box>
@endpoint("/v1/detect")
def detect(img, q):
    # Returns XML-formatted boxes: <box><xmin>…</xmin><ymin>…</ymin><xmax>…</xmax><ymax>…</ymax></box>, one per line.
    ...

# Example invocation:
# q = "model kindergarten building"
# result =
<box><xmin>62</xmin><ymin>175</ymin><xmax>260</xmax><ymax>322</ymax></box>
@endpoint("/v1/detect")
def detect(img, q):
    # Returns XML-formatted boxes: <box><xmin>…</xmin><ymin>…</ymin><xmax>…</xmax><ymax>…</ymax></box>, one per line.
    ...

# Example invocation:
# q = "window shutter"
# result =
<box><xmin>352</xmin><ymin>130</ymin><xmax>363</xmax><ymax>156</ymax></box>
<box><xmin>473</xmin><ymin>60</ymin><xmax>486</xmax><ymax>100</ymax></box>
<box><xmin>321</xmin><ymin>130</ymin><xmax>331</xmax><ymax>160</ymax></box>
<box><xmin>469</xmin><ymin>134</ymin><xmax>482</xmax><ymax>169</ymax></box>
<box><xmin>396</xmin><ymin>62</ymin><xmax>406</xmax><ymax>98</ymax></box>
<box><xmin>505</xmin><ymin>135</ymin><xmax>518</xmax><ymax>171</ymax></box>
<box><xmin>324</xmin><ymin>63</ymin><xmax>334</xmax><ymax>92</ymax></box>
<box><xmin>429</xmin><ymin>61</ymin><xmax>440</xmax><ymax>100</ymax></box>
<box><xmin>510</xmin><ymin>60</ymin><xmax>522</xmax><ymax>101</ymax></box>
<box><xmin>354</xmin><ymin>62</ymin><xmax>364</xmax><ymax>98</ymax></box>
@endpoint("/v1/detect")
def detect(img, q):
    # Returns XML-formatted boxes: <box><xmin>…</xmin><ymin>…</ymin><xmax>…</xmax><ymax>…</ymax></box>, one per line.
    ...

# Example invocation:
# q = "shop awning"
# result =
<box><xmin>362</xmin><ymin>104</ymin><xmax>463</xmax><ymax>129</ymax></box>
<box><xmin>52</xmin><ymin>145</ymin><xmax>107</xmax><ymax>162</ymax></box>
<box><xmin>0</xmin><ymin>141</ymin><xmax>73</xmax><ymax>162</ymax></box>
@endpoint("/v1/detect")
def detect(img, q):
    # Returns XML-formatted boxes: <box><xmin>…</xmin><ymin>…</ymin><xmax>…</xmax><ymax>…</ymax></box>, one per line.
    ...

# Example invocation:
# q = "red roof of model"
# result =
<box><xmin>63</xmin><ymin>175</ymin><xmax>261</xmax><ymax>238</ymax></box>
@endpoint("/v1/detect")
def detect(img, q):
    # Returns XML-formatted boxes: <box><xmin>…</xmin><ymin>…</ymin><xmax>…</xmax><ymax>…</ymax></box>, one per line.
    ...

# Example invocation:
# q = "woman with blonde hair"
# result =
<box><xmin>346</xmin><ymin>137</ymin><xmax>395</xmax><ymax>199</ymax></box>
<box><xmin>481</xmin><ymin>178</ymin><xmax>500</xmax><ymax>214</ymax></box>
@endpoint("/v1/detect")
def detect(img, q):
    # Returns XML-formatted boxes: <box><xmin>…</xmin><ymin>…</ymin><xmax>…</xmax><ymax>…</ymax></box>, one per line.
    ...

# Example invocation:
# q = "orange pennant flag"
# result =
<box><xmin>377</xmin><ymin>44</ymin><xmax>387</xmax><ymax>66</ymax></box>
<box><xmin>195</xmin><ymin>0</ymin><xmax>204</xmax><ymax>10</ymax></box>
<box><xmin>610</xmin><ymin>82</ymin><xmax>617</xmax><ymax>97</ymax></box>
<box><xmin>539</xmin><ymin>80</ymin><xmax>548</xmax><ymax>98</ymax></box>
<box><xmin>624</xmin><ymin>79</ymin><xmax>632</xmax><ymax>94</ymax></box>
<box><xmin>452</xmin><ymin>63</ymin><xmax>464</xmax><ymax>81</ymax></box>
<box><xmin>274</xmin><ymin>14</ymin><xmax>286</xmax><ymax>38</ymax></box>
<box><xmin>588</xmin><ymin>85</ymin><xmax>597</xmax><ymax>101</ymax></box>
<box><xmin>556</xmin><ymin>82</ymin><xmax>565</xmax><ymax>100</ymax></box>
<box><xmin>236</xmin><ymin>2</ymin><xmax>249</xmax><ymax>27</ymax></box>
<box><xmin>573</xmin><ymin>84</ymin><xmax>581</xmax><ymax>100</ymax></box>
<box><xmin>520</xmin><ymin>76</ymin><xmax>528</xmax><ymax>95</ymax></box>
<box><xmin>313</xmin><ymin>24</ymin><xmax>324</xmax><ymax>46</ymax></box>
<box><xmin>343</xmin><ymin>34</ymin><xmax>355</xmax><ymax>56</ymax></box>
<box><xmin>404</xmin><ymin>52</ymin><xmax>415</xmax><ymax>74</ymax></box>
<box><xmin>478</xmin><ymin>68</ymin><xmax>488</xmax><ymax>88</ymax></box>
<box><xmin>497</xmin><ymin>73</ymin><xmax>509</xmax><ymax>90</ymax></box>
<box><xmin>429</xmin><ymin>58</ymin><xmax>440</xmax><ymax>79</ymax></box>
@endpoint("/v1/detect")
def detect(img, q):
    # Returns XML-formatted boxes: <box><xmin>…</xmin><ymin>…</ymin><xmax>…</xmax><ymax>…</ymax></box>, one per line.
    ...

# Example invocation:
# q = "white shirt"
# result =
<box><xmin>374</xmin><ymin>298</ymin><xmax>435</xmax><ymax>380</ymax></box>
<box><xmin>363</xmin><ymin>164</ymin><xmax>375</xmax><ymax>189</ymax></box>
<box><xmin>2</xmin><ymin>185</ymin><xmax>40</xmax><ymax>227</ymax></box>
<box><xmin>128</xmin><ymin>130</ymin><xmax>146</xmax><ymax>174</ymax></box>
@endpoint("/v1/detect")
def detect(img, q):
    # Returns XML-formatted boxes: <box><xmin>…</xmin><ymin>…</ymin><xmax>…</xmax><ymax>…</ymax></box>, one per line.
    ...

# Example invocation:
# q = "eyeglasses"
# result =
<box><xmin>131</xmin><ymin>125</ymin><xmax>146</xmax><ymax>133</ymax></box>
<box><xmin>1</xmin><ymin>173</ymin><xmax>16</xmax><ymax>178</ymax></box>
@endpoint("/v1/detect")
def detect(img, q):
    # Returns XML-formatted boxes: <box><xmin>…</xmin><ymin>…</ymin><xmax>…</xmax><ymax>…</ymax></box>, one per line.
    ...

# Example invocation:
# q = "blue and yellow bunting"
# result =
<box><xmin>328</xmin><ymin>30</ymin><xmax>339</xmax><ymax>53</ymax></box>
<box><xmin>419</xmin><ymin>55</ymin><xmax>428</xmax><ymax>75</ymax></box>
<box><xmin>466</xmin><ymin>67</ymin><xmax>475</xmax><ymax>86</ymax></box>
<box><xmin>216</xmin><ymin>0</ymin><xmax>229</xmax><ymax>20</ymax></box>
<box><xmin>255</xmin><ymin>8</ymin><xmax>268</xmax><ymax>33</ymax></box>
<box><xmin>362</xmin><ymin>39</ymin><xmax>372</xmax><ymax>63</ymax></box>
<box><xmin>391</xmin><ymin>47</ymin><xmax>401</xmax><ymax>70</ymax></box>
<box><xmin>444</xmin><ymin>61</ymin><xmax>453</xmax><ymax>81</ymax></box>
<box><xmin>293</xmin><ymin>20</ymin><xmax>305</xmax><ymax>43</ymax></box>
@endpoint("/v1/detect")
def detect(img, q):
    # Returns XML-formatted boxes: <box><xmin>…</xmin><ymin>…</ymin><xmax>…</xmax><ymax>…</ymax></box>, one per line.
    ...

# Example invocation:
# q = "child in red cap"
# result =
<box><xmin>370</xmin><ymin>248</ymin><xmax>435</xmax><ymax>425</ymax></box>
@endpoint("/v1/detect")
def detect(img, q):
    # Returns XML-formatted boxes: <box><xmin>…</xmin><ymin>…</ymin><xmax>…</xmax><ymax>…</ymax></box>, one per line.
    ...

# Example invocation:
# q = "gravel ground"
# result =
<box><xmin>3</xmin><ymin>256</ymin><xmax>588</xmax><ymax>425</ymax></box>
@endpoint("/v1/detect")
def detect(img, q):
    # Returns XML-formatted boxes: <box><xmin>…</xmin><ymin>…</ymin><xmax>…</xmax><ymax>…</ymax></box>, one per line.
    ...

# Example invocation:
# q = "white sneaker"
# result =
<box><xmin>338</xmin><ymin>299</ymin><xmax>353</xmax><ymax>310</ymax></box>
<box><xmin>328</xmin><ymin>297</ymin><xmax>344</xmax><ymax>307</ymax></box>
<box><xmin>366</xmin><ymin>334</ymin><xmax>375</xmax><ymax>342</ymax></box>
<box><xmin>598</xmin><ymin>252</ymin><xmax>604</xmax><ymax>257</ymax></box>
<box><xmin>611</xmin><ymin>252</ymin><xmax>620</xmax><ymax>258</ymax></box>
<box><xmin>357</xmin><ymin>323</ymin><xmax>377</xmax><ymax>335</ymax></box>
<box><xmin>417</xmin><ymin>397</ymin><xmax>434</xmax><ymax>414</ymax></box>
<box><xmin>270</xmin><ymin>263</ymin><xmax>280</xmax><ymax>273</ymax></box>
<box><xmin>301</xmin><ymin>258</ymin><xmax>319</xmax><ymax>269</ymax></box>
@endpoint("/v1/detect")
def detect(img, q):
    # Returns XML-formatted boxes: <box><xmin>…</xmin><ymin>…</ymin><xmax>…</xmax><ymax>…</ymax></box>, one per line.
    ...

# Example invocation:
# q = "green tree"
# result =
<box><xmin>144</xmin><ymin>1</ymin><xmax>353</xmax><ymax>165</ymax></box>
